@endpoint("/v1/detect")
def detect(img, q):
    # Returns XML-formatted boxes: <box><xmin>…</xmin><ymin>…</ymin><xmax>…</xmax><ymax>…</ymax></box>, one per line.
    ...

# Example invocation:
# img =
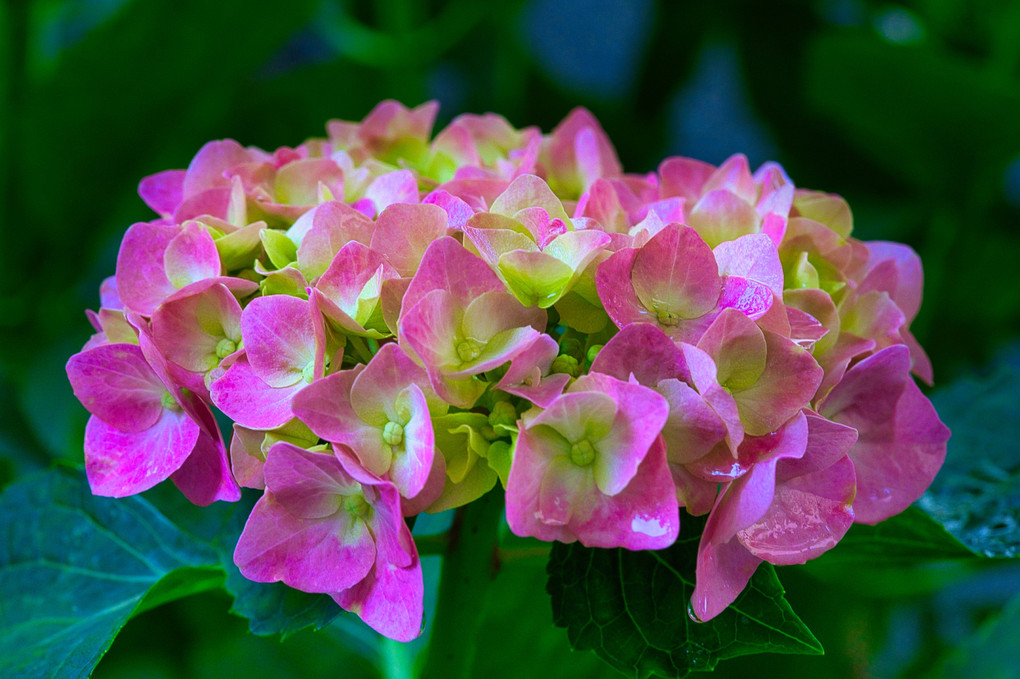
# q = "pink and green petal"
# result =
<box><xmin>294</xmin><ymin>200</ymin><xmax>375</xmax><ymax>280</ymax></box>
<box><xmin>211</xmin><ymin>357</ymin><xmax>304</xmax><ymax>430</ymax></box>
<box><xmin>163</xmin><ymin>222</ymin><xmax>221</xmax><ymax>290</ymax></box>
<box><xmin>631</xmin><ymin>225</ymin><xmax>721</xmax><ymax>321</ymax></box>
<box><xmin>241</xmin><ymin>295</ymin><xmax>319</xmax><ymax>388</ymax></box>
<box><xmin>152</xmin><ymin>282</ymin><xmax>243</xmax><ymax>374</ymax></box>
<box><xmin>116</xmin><ymin>222</ymin><xmax>180</xmax><ymax>315</ymax></box>
<box><xmin>687</xmin><ymin>190</ymin><xmax>760</xmax><ymax>248</ymax></box>
<box><xmin>370</xmin><ymin>203</ymin><xmax>450</xmax><ymax>277</ymax></box>
<box><xmin>713</xmin><ymin>234</ymin><xmax>784</xmax><ymax>298</ymax></box>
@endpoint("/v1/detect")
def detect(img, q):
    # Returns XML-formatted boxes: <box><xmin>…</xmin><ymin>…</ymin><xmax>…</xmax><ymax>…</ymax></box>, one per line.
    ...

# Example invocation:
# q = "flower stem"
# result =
<box><xmin>418</xmin><ymin>489</ymin><xmax>505</xmax><ymax>679</ymax></box>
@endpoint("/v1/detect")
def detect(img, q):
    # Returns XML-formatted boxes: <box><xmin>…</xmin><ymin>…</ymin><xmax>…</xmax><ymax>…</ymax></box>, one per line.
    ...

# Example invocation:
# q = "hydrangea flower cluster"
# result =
<box><xmin>66</xmin><ymin>101</ymin><xmax>950</xmax><ymax>640</ymax></box>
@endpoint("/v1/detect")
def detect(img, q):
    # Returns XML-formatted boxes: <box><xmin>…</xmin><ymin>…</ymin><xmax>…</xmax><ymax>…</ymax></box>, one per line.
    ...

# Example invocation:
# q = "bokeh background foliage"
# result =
<box><xmin>1</xmin><ymin>0</ymin><xmax>1020</xmax><ymax>677</ymax></box>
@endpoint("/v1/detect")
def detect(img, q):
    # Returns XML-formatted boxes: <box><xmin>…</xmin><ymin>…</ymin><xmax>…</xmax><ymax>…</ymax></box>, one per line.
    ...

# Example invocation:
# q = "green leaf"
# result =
<box><xmin>546</xmin><ymin>513</ymin><xmax>822</xmax><ymax>678</ymax></box>
<box><xmin>0</xmin><ymin>468</ymin><xmax>223</xmax><ymax>679</ymax></box>
<box><xmin>816</xmin><ymin>506</ymin><xmax>975</xmax><ymax>564</ymax></box>
<box><xmin>224</xmin><ymin>566</ymin><xmax>343</xmax><ymax>639</ymax></box>
<box><xmin>918</xmin><ymin>347</ymin><xmax>1020</xmax><ymax>558</ymax></box>
<box><xmin>144</xmin><ymin>483</ymin><xmax>343</xmax><ymax>638</ymax></box>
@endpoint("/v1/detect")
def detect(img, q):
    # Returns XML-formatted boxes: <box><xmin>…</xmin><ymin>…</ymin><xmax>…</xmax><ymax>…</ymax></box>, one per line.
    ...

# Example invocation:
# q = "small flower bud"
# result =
<box><xmin>551</xmin><ymin>353</ymin><xmax>580</xmax><ymax>377</ymax></box>
<box><xmin>488</xmin><ymin>400</ymin><xmax>518</xmax><ymax>429</ymax></box>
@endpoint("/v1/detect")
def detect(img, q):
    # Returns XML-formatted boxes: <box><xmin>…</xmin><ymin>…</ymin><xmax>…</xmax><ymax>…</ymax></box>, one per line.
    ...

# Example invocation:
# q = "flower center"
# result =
<box><xmin>215</xmin><ymin>338</ymin><xmax>237</xmax><ymax>359</ymax></box>
<box><xmin>570</xmin><ymin>439</ymin><xmax>596</xmax><ymax>467</ymax></box>
<box><xmin>160</xmin><ymin>390</ymin><xmax>180</xmax><ymax>412</ymax></box>
<box><xmin>302</xmin><ymin>360</ymin><xmax>316</xmax><ymax>384</ymax></box>
<box><xmin>656</xmin><ymin>309</ymin><xmax>680</xmax><ymax>326</ymax></box>
<box><xmin>456</xmin><ymin>339</ymin><xmax>482</xmax><ymax>363</ymax></box>
<box><xmin>342</xmin><ymin>493</ymin><xmax>370</xmax><ymax>518</ymax></box>
<box><xmin>382</xmin><ymin>421</ymin><xmax>404</xmax><ymax>447</ymax></box>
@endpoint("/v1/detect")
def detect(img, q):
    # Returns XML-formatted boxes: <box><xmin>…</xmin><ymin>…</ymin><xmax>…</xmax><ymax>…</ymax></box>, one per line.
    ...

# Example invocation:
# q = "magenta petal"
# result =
<box><xmin>859</xmin><ymin>241</ymin><xmax>923</xmax><ymax>321</ymax></box>
<box><xmin>733</xmin><ymin>331</ymin><xmax>823</xmax><ymax>437</ymax></box>
<box><xmin>657</xmin><ymin>378</ymin><xmax>728</xmax><ymax>465</ymax></box>
<box><xmin>495</xmin><ymin>332</ymin><xmax>558</xmax><ymax>387</ymax></box>
<box><xmin>777</xmin><ymin>412</ymin><xmax>858</xmax><ymax>482</ymax></box>
<box><xmin>538</xmin><ymin>457</ymin><xmax>592</xmax><ymax>527</ymax></box>
<box><xmin>151</xmin><ymin>282</ymin><xmax>242</xmax><ymax>374</ymax></box>
<box><xmin>574</xmin><ymin>373</ymin><xmax>670</xmax><ymax>496</ymax></box>
<box><xmin>400</xmin><ymin>237</ymin><xmax>503</xmax><ymax>318</ymax></box>
<box><xmin>364</xmin><ymin>169</ymin><xmax>419</xmax><ymax>214</ymax></box>
<box><xmin>716</xmin><ymin>276</ymin><xmax>773</xmax><ymax>320</ymax></box>
<box><xmin>595</xmin><ymin>247</ymin><xmax>648</xmax><ymax>329</ymax></box>
<box><xmin>738</xmin><ymin>455</ymin><xmax>855</xmax><ymax>565</ymax></box>
<box><xmin>371</xmin><ymin>203</ymin><xmax>449</xmax><ymax>277</ymax></box>
<box><xmin>819</xmin><ymin>345</ymin><xmax>910</xmax><ymax>428</ymax></box>
<box><xmin>692</xmin><ymin>534</ymin><xmax>762</xmax><ymax>622</ymax></box>
<box><xmin>242</xmin><ymin>295</ymin><xmax>317</xmax><ymax>387</ymax></box>
<box><xmin>171</xmin><ymin>429</ymin><xmax>240</xmax><ymax>505</ymax></box>
<box><xmin>705</xmin><ymin>413</ymin><xmax>809</xmax><ymax>544</ymax></box>
<box><xmin>66</xmin><ymin>343</ymin><xmax>165</xmax><ymax>432</ymax></box>
<box><xmin>572</xmin><ymin>437</ymin><xmax>680</xmax><ymax>550</ymax></box>
<box><xmin>824</xmin><ymin>361</ymin><xmax>949</xmax><ymax>524</ymax></box>
<box><xmin>388</xmin><ymin>385</ymin><xmax>435</xmax><ymax>499</ymax></box>
<box><xmin>507</xmin><ymin>427</ymin><xmax>566</xmax><ymax>543</ymax></box>
<box><xmin>183</xmin><ymin>139</ymin><xmax>251</xmax><ymax>198</ymax></box>
<box><xmin>423</xmin><ymin>189</ymin><xmax>474</xmax><ymax>230</ymax></box>
<box><xmin>139</xmin><ymin>169</ymin><xmax>185</xmax><ymax>217</ymax></box>
<box><xmin>234</xmin><ymin>493</ymin><xmax>375</xmax><ymax>594</ymax></box>
<box><xmin>211</xmin><ymin>358</ymin><xmax>301</xmax><ymax>430</ymax></box>
<box><xmin>399</xmin><ymin>289</ymin><xmax>462</xmax><ymax>376</ymax></box>
<box><xmin>295</xmin><ymin>200</ymin><xmax>375</xmax><ymax>280</ymax></box>
<box><xmin>230</xmin><ymin>425</ymin><xmax>266</xmax><ymax>489</ymax></box>
<box><xmin>631</xmin><ymin>225</ymin><xmax>721</xmax><ymax>320</ymax></box>
<box><xmin>84</xmin><ymin>410</ymin><xmax>199</xmax><ymax>497</ymax></box>
<box><xmin>333</xmin><ymin>556</ymin><xmax>423</xmax><ymax>642</ymax></box>
<box><xmin>291</xmin><ymin>364</ymin><xmax>375</xmax><ymax>438</ymax></box>
<box><xmin>116</xmin><ymin>222</ymin><xmax>179</xmax><ymax>315</ymax></box>
<box><xmin>591</xmin><ymin>322</ymin><xmax>689</xmax><ymax>385</ymax></box>
<box><xmin>264</xmin><ymin>443</ymin><xmax>360</xmax><ymax>518</ymax></box>
<box><xmin>350</xmin><ymin>343</ymin><xmax>438</xmax><ymax>418</ymax></box>
<box><xmin>658</xmin><ymin>156</ymin><xmax>714</xmax><ymax>202</ymax></box>
<box><xmin>702</xmin><ymin>154</ymin><xmax>756</xmax><ymax>203</ymax></box>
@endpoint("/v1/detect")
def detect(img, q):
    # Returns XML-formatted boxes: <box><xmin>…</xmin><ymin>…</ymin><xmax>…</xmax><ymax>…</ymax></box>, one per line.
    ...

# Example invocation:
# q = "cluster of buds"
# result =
<box><xmin>66</xmin><ymin>101</ymin><xmax>950</xmax><ymax>640</ymax></box>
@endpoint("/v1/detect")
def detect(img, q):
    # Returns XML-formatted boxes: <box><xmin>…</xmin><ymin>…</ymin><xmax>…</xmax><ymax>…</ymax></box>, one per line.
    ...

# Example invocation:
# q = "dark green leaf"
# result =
<box><xmin>817</xmin><ymin>506</ymin><xmax>975</xmax><ymax>564</ymax></box>
<box><xmin>224</xmin><ymin>561</ymin><xmax>341</xmax><ymax>638</ymax></box>
<box><xmin>547</xmin><ymin>514</ymin><xmax>822</xmax><ymax>679</ymax></box>
<box><xmin>0</xmin><ymin>468</ymin><xmax>222</xmax><ymax>679</ymax></box>
<box><xmin>919</xmin><ymin>347</ymin><xmax>1020</xmax><ymax>557</ymax></box>
<box><xmin>146</xmin><ymin>484</ymin><xmax>343</xmax><ymax>638</ymax></box>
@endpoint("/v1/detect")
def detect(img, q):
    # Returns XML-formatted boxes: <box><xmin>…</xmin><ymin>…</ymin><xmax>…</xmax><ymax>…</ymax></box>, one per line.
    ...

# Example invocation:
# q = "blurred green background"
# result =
<box><xmin>2</xmin><ymin>0</ymin><xmax>1020</xmax><ymax>677</ymax></box>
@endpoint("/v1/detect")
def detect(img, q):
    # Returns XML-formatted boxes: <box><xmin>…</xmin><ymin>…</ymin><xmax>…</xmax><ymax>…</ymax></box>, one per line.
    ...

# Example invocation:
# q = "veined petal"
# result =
<box><xmin>241</xmin><ymin>295</ymin><xmax>317</xmax><ymax>388</ymax></box>
<box><xmin>67</xmin><ymin>343</ymin><xmax>166</xmax><ymax>433</ymax></box>
<box><xmin>84</xmin><ymin>409</ymin><xmax>199</xmax><ymax>497</ymax></box>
